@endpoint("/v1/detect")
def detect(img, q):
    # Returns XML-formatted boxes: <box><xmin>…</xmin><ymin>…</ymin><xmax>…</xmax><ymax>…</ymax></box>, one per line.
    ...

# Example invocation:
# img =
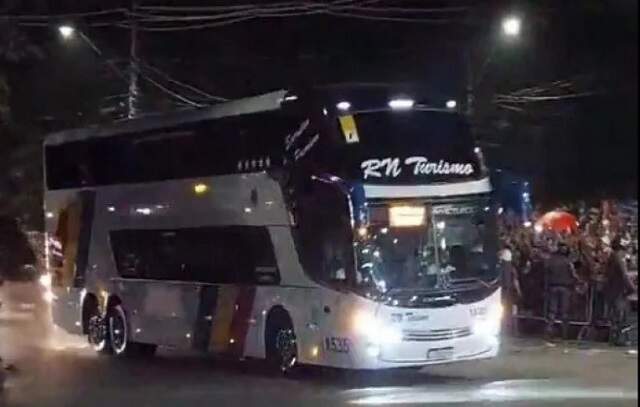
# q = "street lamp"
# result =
<box><xmin>58</xmin><ymin>25</ymin><xmax>75</xmax><ymax>39</ymax></box>
<box><xmin>466</xmin><ymin>15</ymin><xmax>523</xmax><ymax>117</ymax></box>
<box><xmin>501</xmin><ymin>16</ymin><xmax>522</xmax><ymax>38</ymax></box>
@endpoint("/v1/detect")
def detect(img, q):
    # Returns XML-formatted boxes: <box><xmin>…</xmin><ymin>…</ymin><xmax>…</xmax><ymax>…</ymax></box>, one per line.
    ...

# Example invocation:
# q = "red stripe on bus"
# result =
<box><xmin>227</xmin><ymin>286</ymin><xmax>256</xmax><ymax>357</ymax></box>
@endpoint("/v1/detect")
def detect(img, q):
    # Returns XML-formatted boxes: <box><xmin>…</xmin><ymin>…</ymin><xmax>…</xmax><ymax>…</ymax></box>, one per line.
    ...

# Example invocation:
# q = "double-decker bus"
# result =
<box><xmin>42</xmin><ymin>86</ymin><xmax>502</xmax><ymax>371</ymax></box>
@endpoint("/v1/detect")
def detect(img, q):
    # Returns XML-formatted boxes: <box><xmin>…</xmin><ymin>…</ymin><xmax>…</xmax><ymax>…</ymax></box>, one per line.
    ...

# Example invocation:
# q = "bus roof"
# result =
<box><xmin>44</xmin><ymin>89</ymin><xmax>288</xmax><ymax>147</ymax></box>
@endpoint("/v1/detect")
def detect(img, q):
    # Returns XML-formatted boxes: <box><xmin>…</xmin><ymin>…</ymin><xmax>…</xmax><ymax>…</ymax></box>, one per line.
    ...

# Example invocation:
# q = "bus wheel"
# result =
<box><xmin>108</xmin><ymin>304</ymin><xmax>130</xmax><ymax>356</ymax></box>
<box><xmin>86</xmin><ymin>303</ymin><xmax>110</xmax><ymax>354</ymax></box>
<box><xmin>266</xmin><ymin>313</ymin><xmax>298</xmax><ymax>374</ymax></box>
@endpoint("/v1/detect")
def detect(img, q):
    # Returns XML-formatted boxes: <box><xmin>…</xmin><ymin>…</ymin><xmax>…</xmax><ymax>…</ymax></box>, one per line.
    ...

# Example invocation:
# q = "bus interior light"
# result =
<box><xmin>389</xmin><ymin>206</ymin><xmax>425</xmax><ymax>227</ymax></box>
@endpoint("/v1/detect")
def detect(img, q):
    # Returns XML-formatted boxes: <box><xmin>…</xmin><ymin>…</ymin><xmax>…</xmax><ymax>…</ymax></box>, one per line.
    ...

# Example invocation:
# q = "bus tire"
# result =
<box><xmin>85</xmin><ymin>298</ymin><xmax>111</xmax><ymax>355</ymax></box>
<box><xmin>265</xmin><ymin>309</ymin><xmax>298</xmax><ymax>374</ymax></box>
<box><xmin>107</xmin><ymin>304</ymin><xmax>157</xmax><ymax>358</ymax></box>
<box><xmin>108</xmin><ymin>304</ymin><xmax>132</xmax><ymax>357</ymax></box>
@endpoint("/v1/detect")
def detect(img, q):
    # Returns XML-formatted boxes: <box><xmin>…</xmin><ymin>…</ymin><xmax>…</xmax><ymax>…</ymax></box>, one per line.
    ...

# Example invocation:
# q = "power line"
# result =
<box><xmin>135</xmin><ymin>66</ymin><xmax>203</xmax><ymax>108</ymax></box>
<box><xmin>139</xmin><ymin>61</ymin><xmax>228</xmax><ymax>102</ymax></box>
<box><xmin>2</xmin><ymin>8</ymin><xmax>127</xmax><ymax>20</ymax></box>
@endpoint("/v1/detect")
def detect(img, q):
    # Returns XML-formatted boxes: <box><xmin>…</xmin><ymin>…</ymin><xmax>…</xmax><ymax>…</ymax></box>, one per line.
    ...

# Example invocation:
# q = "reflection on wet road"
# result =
<box><xmin>1</xmin><ymin>303</ymin><xmax>637</xmax><ymax>407</ymax></box>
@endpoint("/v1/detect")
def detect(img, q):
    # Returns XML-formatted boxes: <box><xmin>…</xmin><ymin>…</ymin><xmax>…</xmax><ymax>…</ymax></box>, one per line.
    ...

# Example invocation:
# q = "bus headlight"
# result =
<box><xmin>472</xmin><ymin>303</ymin><xmax>503</xmax><ymax>337</ymax></box>
<box><xmin>352</xmin><ymin>311</ymin><xmax>402</xmax><ymax>344</ymax></box>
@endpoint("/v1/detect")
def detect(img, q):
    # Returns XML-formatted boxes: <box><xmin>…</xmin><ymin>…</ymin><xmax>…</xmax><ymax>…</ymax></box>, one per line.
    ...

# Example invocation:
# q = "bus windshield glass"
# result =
<box><xmin>355</xmin><ymin>198</ymin><xmax>498</xmax><ymax>293</ymax></box>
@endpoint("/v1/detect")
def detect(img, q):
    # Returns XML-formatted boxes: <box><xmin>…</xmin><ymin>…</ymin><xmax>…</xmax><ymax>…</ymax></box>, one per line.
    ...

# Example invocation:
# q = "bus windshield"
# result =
<box><xmin>355</xmin><ymin>198</ymin><xmax>498</xmax><ymax>294</ymax></box>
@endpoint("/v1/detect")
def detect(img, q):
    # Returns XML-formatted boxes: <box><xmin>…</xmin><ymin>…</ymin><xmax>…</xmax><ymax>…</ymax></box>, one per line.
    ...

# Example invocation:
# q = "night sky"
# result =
<box><xmin>3</xmin><ymin>0</ymin><xmax>638</xmax><ymax>203</ymax></box>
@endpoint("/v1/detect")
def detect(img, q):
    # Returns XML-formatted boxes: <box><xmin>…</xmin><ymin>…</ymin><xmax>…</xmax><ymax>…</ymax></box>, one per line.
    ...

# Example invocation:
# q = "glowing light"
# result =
<box><xmin>43</xmin><ymin>290</ymin><xmax>57</xmax><ymax>303</ymax></box>
<box><xmin>39</xmin><ymin>273</ymin><xmax>52</xmax><ymax>289</ymax></box>
<box><xmin>283</xmin><ymin>95</ymin><xmax>298</xmax><ymax>101</ymax></box>
<box><xmin>45</xmin><ymin>211</ymin><xmax>54</xmax><ymax>219</ymax></box>
<box><xmin>502</xmin><ymin>16</ymin><xmax>522</xmax><ymax>37</ymax></box>
<box><xmin>389</xmin><ymin>206</ymin><xmax>425</xmax><ymax>227</ymax></box>
<box><xmin>336</xmin><ymin>101</ymin><xmax>351</xmax><ymax>111</ymax></box>
<box><xmin>352</xmin><ymin>311</ymin><xmax>402</xmax><ymax>344</ymax></box>
<box><xmin>357</xmin><ymin>226</ymin><xmax>368</xmax><ymax>238</ymax></box>
<box><xmin>136</xmin><ymin>207</ymin><xmax>152</xmax><ymax>216</ymax></box>
<box><xmin>107</xmin><ymin>206</ymin><xmax>116</xmax><ymax>212</ymax></box>
<box><xmin>388</xmin><ymin>98</ymin><xmax>414</xmax><ymax>110</ymax></box>
<box><xmin>436</xmin><ymin>221</ymin><xmax>446</xmax><ymax>230</ymax></box>
<box><xmin>523</xmin><ymin>221</ymin><xmax>532</xmax><ymax>228</ymax></box>
<box><xmin>534</xmin><ymin>223</ymin><xmax>543</xmax><ymax>233</ymax></box>
<box><xmin>393</xmin><ymin>238</ymin><xmax>399</xmax><ymax>244</ymax></box>
<box><xmin>474</xmin><ymin>147</ymin><xmax>482</xmax><ymax>154</ymax></box>
<box><xmin>229</xmin><ymin>338</ymin><xmax>235</xmax><ymax>344</ymax></box>
<box><xmin>380</xmin><ymin>227</ymin><xmax>389</xmax><ymax>234</ymax></box>
<box><xmin>244</xmin><ymin>207</ymin><xmax>252</xmax><ymax>213</ymax></box>
<box><xmin>373</xmin><ymin>250</ymin><xmax>381</xmax><ymax>258</ymax></box>
<box><xmin>498</xmin><ymin>207</ymin><xmax>504</xmax><ymax>215</ymax></box>
<box><xmin>58</xmin><ymin>25</ymin><xmax>75</xmax><ymax>39</ymax></box>
<box><xmin>446</xmin><ymin>99</ymin><xmax>457</xmax><ymax>109</ymax></box>
<box><xmin>194</xmin><ymin>183</ymin><xmax>209</xmax><ymax>195</ymax></box>
<box><xmin>186</xmin><ymin>333</ymin><xmax>191</xmax><ymax>339</ymax></box>
<box><xmin>310</xmin><ymin>345</ymin><xmax>319</xmax><ymax>358</ymax></box>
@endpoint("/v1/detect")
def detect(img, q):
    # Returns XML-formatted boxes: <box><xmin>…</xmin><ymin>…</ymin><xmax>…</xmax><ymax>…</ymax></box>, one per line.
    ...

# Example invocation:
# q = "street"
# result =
<box><xmin>1</xmin><ymin>298</ymin><xmax>637</xmax><ymax>407</ymax></box>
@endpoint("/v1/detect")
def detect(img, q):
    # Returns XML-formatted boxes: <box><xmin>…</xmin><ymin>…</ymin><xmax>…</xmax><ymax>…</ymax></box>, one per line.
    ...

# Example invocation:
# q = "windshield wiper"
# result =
<box><xmin>449</xmin><ymin>276</ymin><xmax>498</xmax><ymax>289</ymax></box>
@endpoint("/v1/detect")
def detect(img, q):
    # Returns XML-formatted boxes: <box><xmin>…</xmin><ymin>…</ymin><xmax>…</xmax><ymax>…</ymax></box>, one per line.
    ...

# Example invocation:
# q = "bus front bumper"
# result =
<box><xmin>349</xmin><ymin>332</ymin><xmax>500</xmax><ymax>370</ymax></box>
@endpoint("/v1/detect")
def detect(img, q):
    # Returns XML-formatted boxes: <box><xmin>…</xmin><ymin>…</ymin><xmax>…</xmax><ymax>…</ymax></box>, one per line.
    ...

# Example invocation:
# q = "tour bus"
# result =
<box><xmin>42</xmin><ymin>86</ymin><xmax>502</xmax><ymax>372</ymax></box>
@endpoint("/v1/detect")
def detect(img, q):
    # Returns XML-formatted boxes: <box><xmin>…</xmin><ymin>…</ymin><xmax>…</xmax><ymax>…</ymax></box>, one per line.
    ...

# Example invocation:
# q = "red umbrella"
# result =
<box><xmin>535</xmin><ymin>211</ymin><xmax>579</xmax><ymax>233</ymax></box>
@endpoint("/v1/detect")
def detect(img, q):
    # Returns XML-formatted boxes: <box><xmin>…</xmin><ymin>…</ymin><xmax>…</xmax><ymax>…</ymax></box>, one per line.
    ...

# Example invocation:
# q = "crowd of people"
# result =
<box><xmin>498</xmin><ymin>199</ymin><xmax>638</xmax><ymax>345</ymax></box>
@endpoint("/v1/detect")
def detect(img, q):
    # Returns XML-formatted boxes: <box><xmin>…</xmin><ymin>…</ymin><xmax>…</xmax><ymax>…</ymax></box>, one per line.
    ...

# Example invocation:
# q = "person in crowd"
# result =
<box><xmin>604</xmin><ymin>236</ymin><xmax>637</xmax><ymax>346</ymax></box>
<box><xmin>545</xmin><ymin>242</ymin><xmax>579</xmax><ymax>340</ymax></box>
<box><xmin>499</xmin><ymin>247</ymin><xmax>521</xmax><ymax>336</ymax></box>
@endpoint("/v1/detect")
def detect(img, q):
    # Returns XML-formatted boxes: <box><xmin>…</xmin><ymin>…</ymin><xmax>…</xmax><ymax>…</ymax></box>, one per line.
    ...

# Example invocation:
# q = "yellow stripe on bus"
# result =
<box><xmin>208</xmin><ymin>286</ymin><xmax>239</xmax><ymax>353</ymax></box>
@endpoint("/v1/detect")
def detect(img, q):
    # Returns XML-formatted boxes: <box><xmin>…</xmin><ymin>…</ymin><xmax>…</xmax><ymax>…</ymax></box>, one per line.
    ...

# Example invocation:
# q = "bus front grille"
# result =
<box><xmin>402</xmin><ymin>327</ymin><xmax>472</xmax><ymax>342</ymax></box>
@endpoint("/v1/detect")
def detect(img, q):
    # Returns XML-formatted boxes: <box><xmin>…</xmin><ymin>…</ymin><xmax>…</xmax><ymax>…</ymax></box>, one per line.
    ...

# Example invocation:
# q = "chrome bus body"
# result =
<box><xmin>44</xmin><ymin>89</ymin><xmax>501</xmax><ymax>369</ymax></box>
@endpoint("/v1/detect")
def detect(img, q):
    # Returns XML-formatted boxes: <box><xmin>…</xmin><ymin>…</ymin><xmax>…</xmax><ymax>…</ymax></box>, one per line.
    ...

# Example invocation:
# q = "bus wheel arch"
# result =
<box><xmin>265</xmin><ymin>306</ymin><xmax>298</xmax><ymax>373</ymax></box>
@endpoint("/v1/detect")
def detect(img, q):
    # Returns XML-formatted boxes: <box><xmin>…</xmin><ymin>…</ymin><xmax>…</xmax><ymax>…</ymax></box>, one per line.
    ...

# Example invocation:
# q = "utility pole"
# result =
<box><xmin>465</xmin><ymin>47</ymin><xmax>475</xmax><ymax>119</ymax></box>
<box><xmin>128</xmin><ymin>0</ymin><xmax>139</xmax><ymax>119</ymax></box>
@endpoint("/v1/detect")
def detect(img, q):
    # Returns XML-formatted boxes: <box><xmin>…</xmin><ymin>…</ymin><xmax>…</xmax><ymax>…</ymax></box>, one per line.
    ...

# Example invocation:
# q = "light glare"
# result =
<box><xmin>502</xmin><ymin>16</ymin><xmax>521</xmax><ymax>37</ymax></box>
<box><xmin>193</xmin><ymin>183</ymin><xmax>209</xmax><ymax>195</ymax></box>
<box><xmin>446</xmin><ymin>99</ymin><xmax>457</xmax><ymax>109</ymax></box>
<box><xmin>388</xmin><ymin>98</ymin><xmax>414</xmax><ymax>110</ymax></box>
<box><xmin>58</xmin><ymin>25</ymin><xmax>75</xmax><ymax>39</ymax></box>
<box><xmin>336</xmin><ymin>101</ymin><xmax>351</xmax><ymax>111</ymax></box>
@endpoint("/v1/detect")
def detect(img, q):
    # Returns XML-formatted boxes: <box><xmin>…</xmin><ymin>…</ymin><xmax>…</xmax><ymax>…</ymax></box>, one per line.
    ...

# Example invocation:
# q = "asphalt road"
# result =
<box><xmin>1</xmin><ymin>300</ymin><xmax>637</xmax><ymax>407</ymax></box>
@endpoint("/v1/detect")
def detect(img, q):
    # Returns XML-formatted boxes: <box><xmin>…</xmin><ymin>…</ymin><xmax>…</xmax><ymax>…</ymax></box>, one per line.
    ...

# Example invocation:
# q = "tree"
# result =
<box><xmin>0</xmin><ymin>22</ymin><xmax>44</xmax><ymax>230</ymax></box>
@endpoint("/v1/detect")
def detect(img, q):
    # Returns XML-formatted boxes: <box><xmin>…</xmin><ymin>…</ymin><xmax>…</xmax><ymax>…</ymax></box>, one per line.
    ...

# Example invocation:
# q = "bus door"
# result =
<box><xmin>50</xmin><ymin>191</ymin><xmax>95</xmax><ymax>334</ymax></box>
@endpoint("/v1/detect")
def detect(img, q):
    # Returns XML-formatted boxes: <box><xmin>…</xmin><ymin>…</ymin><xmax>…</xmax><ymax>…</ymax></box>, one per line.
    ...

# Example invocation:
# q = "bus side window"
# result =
<box><xmin>109</xmin><ymin>227</ymin><xmax>279</xmax><ymax>285</ymax></box>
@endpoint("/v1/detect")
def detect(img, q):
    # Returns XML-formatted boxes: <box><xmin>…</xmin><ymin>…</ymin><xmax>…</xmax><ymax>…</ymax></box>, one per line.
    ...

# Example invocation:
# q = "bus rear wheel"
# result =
<box><xmin>107</xmin><ymin>304</ymin><xmax>157</xmax><ymax>357</ymax></box>
<box><xmin>85</xmin><ymin>300</ymin><xmax>111</xmax><ymax>354</ymax></box>
<box><xmin>265</xmin><ymin>312</ymin><xmax>298</xmax><ymax>374</ymax></box>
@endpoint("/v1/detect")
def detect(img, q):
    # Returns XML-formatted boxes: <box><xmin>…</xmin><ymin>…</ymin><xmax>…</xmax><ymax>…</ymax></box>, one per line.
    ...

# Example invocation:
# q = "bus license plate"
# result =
<box><xmin>427</xmin><ymin>347</ymin><xmax>453</xmax><ymax>361</ymax></box>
